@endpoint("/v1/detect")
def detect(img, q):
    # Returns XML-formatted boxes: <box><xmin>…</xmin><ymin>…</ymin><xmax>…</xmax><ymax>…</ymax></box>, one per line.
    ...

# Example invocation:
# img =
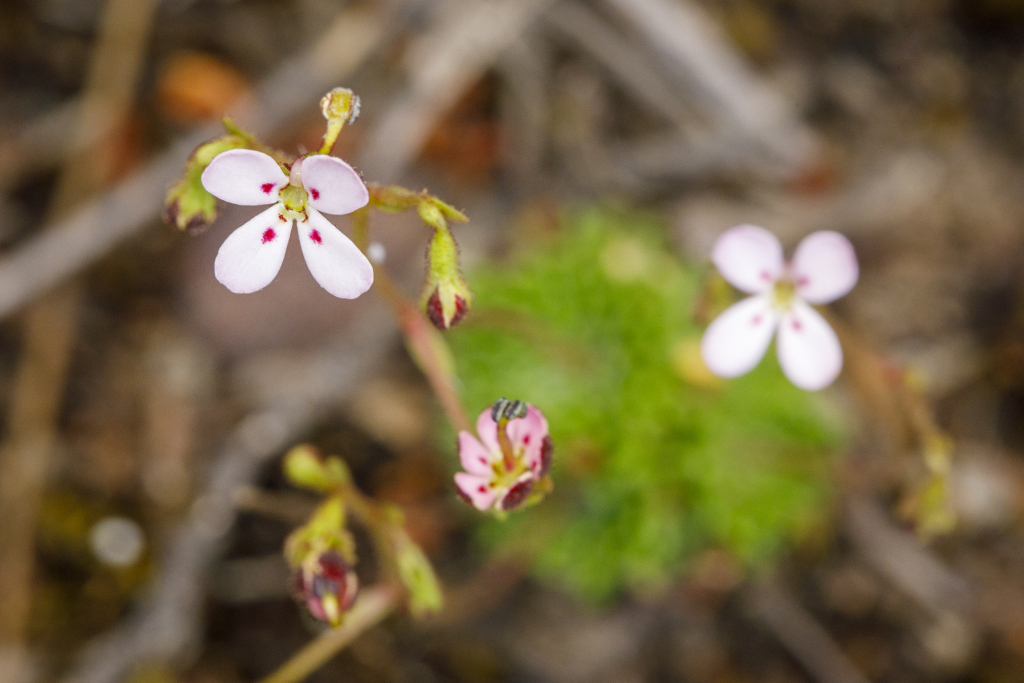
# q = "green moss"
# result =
<box><xmin>447</xmin><ymin>206</ymin><xmax>843</xmax><ymax>601</ymax></box>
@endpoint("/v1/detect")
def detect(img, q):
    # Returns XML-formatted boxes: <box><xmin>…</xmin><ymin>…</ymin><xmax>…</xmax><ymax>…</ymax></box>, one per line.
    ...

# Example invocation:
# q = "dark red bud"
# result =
<box><xmin>500</xmin><ymin>478</ymin><xmax>534</xmax><ymax>511</ymax></box>
<box><xmin>425</xmin><ymin>289</ymin><xmax>469</xmax><ymax>330</ymax></box>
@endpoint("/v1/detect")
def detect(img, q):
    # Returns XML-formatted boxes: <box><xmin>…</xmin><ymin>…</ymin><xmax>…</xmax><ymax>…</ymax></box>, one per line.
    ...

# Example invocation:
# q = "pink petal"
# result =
<box><xmin>700</xmin><ymin>295</ymin><xmax>779</xmax><ymax>378</ymax></box>
<box><xmin>201</xmin><ymin>149</ymin><xmax>288</xmax><ymax>206</ymax></box>
<box><xmin>711</xmin><ymin>225</ymin><xmax>784</xmax><ymax>294</ymax></box>
<box><xmin>475</xmin><ymin>408</ymin><xmax>500</xmax><ymax>454</ymax></box>
<box><xmin>507</xmin><ymin>404</ymin><xmax>549</xmax><ymax>468</ymax></box>
<box><xmin>301</xmin><ymin>155</ymin><xmax>369</xmax><ymax>216</ymax></box>
<box><xmin>458</xmin><ymin>431</ymin><xmax>497</xmax><ymax>475</ymax></box>
<box><xmin>454</xmin><ymin>473</ymin><xmax>499</xmax><ymax>511</ymax></box>
<box><xmin>776</xmin><ymin>301</ymin><xmax>843</xmax><ymax>391</ymax></box>
<box><xmin>213</xmin><ymin>205</ymin><xmax>292</xmax><ymax>294</ymax></box>
<box><xmin>297</xmin><ymin>208</ymin><xmax>374</xmax><ymax>299</ymax></box>
<box><xmin>791</xmin><ymin>231</ymin><xmax>859</xmax><ymax>304</ymax></box>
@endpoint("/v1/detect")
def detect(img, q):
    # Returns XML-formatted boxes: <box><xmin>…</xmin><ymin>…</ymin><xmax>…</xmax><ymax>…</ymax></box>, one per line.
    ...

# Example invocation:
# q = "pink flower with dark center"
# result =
<box><xmin>455</xmin><ymin>401</ymin><xmax>553</xmax><ymax>512</ymax></box>
<box><xmin>200</xmin><ymin>149</ymin><xmax>372</xmax><ymax>298</ymax></box>
<box><xmin>700</xmin><ymin>225</ymin><xmax>858</xmax><ymax>391</ymax></box>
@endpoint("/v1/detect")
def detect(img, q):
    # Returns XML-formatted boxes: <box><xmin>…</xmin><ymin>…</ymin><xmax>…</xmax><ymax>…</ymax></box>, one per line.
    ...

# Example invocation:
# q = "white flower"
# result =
<box><xmin>200</xmin><ymin>149</ymin><xmax>373</xmax><ymax>298</ymax></box>
<box><xmin>700</xmin><ymin>225</ymin><xmax>858</xmax><ymax>391</ymax></box>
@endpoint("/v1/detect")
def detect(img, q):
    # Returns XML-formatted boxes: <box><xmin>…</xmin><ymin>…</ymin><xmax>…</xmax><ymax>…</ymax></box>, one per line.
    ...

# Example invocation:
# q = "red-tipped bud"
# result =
<box><xmin>419</xmin><ymin>203</ymin><xmax>472</xmax><ymax>330</ymax></box>
<box><xmin>293</xmin><ymin>550</ymin><xmax>359</xmax><ymax>626</ymax></box>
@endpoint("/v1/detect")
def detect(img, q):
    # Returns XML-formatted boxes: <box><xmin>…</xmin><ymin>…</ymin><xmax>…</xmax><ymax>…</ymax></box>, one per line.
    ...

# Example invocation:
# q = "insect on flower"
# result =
<box><xmin>200</xmin><ymin>149</ymin><xmax>373</xmax><ymax>298</ymax></box>
<box><xmin>700</xmin><ymin>225</ymin><xmax>858</xmax><ymax>391</ymax></box>
<box><xmin>455</xmin><ymin>399</ymin><xmax>554</xmax><ymax>512</ymax></box>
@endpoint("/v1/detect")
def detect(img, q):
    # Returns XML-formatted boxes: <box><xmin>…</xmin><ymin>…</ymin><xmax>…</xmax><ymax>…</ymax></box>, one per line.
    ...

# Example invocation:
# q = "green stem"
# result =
<box><xmin>257</xmin><ymin>585</ymin><xmax>398</xmax><ymax>683</ymax></box>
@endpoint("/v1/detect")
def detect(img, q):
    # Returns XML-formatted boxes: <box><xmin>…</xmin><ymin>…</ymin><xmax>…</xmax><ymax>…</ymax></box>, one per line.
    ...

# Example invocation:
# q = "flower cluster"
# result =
<box><xmin>200</xmin><ymin>149</ymin><xmax>373</xmax><ymax>298</ymax></box>
<box><xmin>455</xmin><ymin>399</ymin><xmax>554</xmax><ymax>513</ymax></box>
<box><xmin>701</xmin><ymin>225</ymin><xmax>858</xmax><ymax>391</ymax></box>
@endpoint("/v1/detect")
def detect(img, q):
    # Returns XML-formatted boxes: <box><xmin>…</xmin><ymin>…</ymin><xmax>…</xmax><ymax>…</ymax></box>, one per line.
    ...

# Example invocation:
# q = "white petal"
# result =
<box><xmin>201</xmin><ymin>149</ymin><xmax>288</xmax><ymax>206</ymax></box>
<box><xmin>776</xmin><ymin>301</ymin><xmax>843</xmax><ymax>391</ymax></box>
<box><xmin>301</xmin><ymin>155</ymin><xmax>369</xmax><ymax>215</ymax></box>
<box><xmin>214</xmin><ymin>205</ymin><xmax>292</xmax><ymax>293</ymax></box>
<box><xmin>297</xmin><ymin>207</ymin><xmax>373</xmax><ymax>299</ymax></box>
<box><xmin>711</xmin><ymin>225</ymin><xmax>784</xmax><ymax>294</ymax></box>
<box><xmin>701</xmin><ymin>295</ymin><xmax>779</xmax><ymax>378</ymax></box>
<box><xmin>791</xmin><ymin>231</ymin><xmax>859</xmax><ymax>304</ymax></box>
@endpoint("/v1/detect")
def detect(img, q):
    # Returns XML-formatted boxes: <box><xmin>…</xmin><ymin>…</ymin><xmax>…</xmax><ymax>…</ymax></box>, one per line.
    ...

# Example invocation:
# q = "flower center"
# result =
<box><xmin>771</xmin><ymin>278</ymin><xmax>798</xmax><ymax>310</ymax></box>
<box><xmin>490</xmin><ymin>444</ymin><xmax>529</xmax><ymax>489</ymax></box>
<box><xmin>279</xmin><ymin>184</ymin><xmax>308</xmax><ymax>221</ymax></box>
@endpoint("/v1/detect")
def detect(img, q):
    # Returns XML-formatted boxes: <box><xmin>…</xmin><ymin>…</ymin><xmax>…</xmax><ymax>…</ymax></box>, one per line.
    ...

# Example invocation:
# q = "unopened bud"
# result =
<box><xmin>293</xmin><ymin>550</ymin><xmax>358</xmax><ymax>626</ymax></box>
<box><xmin>283</xmin><ymin>445</ymin><xmax>350</xmax><ymax>493</ymax></box>
<box><xmin>320</xmin><ymin>87</ymin><xmax>360</xmax><ymax>124</ymax></box>
<box><xmin>163</xmin><ymin>134</ymin><xmax>248</xmax><ymax>233</ymax></box>
<box><xmin>420</xmin><ymin>214</ymin><xmax>472</xmax><ymax>330</ymax></box>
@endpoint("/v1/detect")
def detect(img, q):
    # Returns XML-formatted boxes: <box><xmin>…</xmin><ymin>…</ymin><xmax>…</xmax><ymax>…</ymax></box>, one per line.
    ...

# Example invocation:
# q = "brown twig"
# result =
<box><xmin>0</xmin><ymin>0</ymin><xmax>159</xmax><ymax>674</ymax></box>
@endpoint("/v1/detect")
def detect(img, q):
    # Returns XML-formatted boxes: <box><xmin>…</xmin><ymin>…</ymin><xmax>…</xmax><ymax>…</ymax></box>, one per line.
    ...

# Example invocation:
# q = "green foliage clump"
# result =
<box><xmin>447</xmin><ymin>207</ymin><xmax>844</xmax><ymax>600</ymax></box>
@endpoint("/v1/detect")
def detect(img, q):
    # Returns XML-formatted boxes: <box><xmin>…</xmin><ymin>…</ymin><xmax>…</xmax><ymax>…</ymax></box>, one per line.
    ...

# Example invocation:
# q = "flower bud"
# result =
<box><xmin>293</xmin><ymin>550</ymin><xmax>359</xmax><ymax>626</ymax></box>
<box><xmin>284</xmin><ymin>496</ymin><xmax>358</xmax><ymax>624</ymax></box>
<box><xmin>283</xmin><ymin>444</ymin><xmax>350</xmax><ymax>493</ymax></box>
<box><xmin>419</xmin><ymin>210</ymin><xmax>472</xmax><ymax>330</ymax></box>
<box><xmin>393</xmin><ymin>530</ymin><xmax>443</xmax><ymax>619</ymax></box>
<box><xmin>163</xmin><ymin>134</ymin><xmax>247</xmax><ymax>233</ymax></box>
<box><xmin>320</xmin><ymin>87</ymin><xmax>360</xmax><ymax>124</ymax></box>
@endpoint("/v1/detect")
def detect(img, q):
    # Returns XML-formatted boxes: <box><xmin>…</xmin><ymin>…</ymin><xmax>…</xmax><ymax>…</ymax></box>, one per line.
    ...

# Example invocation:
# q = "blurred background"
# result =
<box><xmin>3</xmin><ymin>0</ymin><xmax>1024</xmax><ymax>681</ymax></box>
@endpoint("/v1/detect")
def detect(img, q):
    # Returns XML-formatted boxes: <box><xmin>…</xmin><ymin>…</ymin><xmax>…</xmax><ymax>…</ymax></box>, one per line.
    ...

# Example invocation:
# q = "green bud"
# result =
<box><xmin>419</xmin><ymin>208</ymin><xmax>472</xmax><ymax>330</ymax></box>
<box><xmin>394</xmin><ymin>533</ymin><xmax>443</xmax><ymax>619</ymax></box>
<box><xmin>163</xmin><ymin>134</ymin><xmax>248</xmax><ymax>234</ymax></box>
<box><xmin>320</xmin><ymin>87</ymin><xmax>360</xmax><ymax>124</ymax></box>
<box><xmin>283</xmin><ymin>444</ymin><xmax>350</xmax><ymax>493</ymax></box>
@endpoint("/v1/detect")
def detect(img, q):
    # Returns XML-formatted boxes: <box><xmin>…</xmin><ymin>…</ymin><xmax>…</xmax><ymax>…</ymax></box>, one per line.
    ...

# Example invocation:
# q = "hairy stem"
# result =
<box><xmin>371</xmin><ymin>265</ymin><xmax>471</xmax><ymax>433</ymax></box>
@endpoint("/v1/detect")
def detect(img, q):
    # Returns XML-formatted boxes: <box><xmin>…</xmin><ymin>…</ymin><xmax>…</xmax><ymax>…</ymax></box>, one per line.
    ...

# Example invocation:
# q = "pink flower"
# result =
<box><xmin>700</xmin><ymin>225</ymin><xmax>858</xmax><ymax>391</ymax></box>
<box><xmin>455</xmin><ymin>400</ymin><xmax>554</xmax><ymax>512</ymax></box>
<box><xmin>200</xmin><ymin>149</ymin><xmax>373</xmax><ymax>298</ymax></box>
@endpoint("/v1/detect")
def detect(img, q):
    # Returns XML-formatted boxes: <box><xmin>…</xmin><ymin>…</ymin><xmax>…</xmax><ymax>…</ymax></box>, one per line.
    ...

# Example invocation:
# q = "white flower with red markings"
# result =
<box><xmin>700</xmin><ymin>225</ymin><xmax>858</xmax><ymax>391</ymax></box>
<box><xmin>200</xmin><ymin>149</ymin><xmax>373</xmax><ymax>298</ymax></box>
<box><xmin>455</xmin><ymin>399</ymin><xmax>554</xmax><ymax>513</ymax></box>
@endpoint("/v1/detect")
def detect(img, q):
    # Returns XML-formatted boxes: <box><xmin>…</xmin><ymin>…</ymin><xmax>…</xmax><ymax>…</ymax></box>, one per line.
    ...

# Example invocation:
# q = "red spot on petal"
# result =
<box><xmin>261</xmin><ymin>183</ymin><xmax>275</xmax><ymax>194</ymax></box>
<box><xmin>478</xmin><ymin>485</ymin><xmax>487</xmax><ymax>493</ymax></box>
<box><xmin>523</xmin><ymin>435</ymin><xmax>530</xmax><ymax>445</ymax></box>
<box><xmin>760</xmin><ymin>270</ymin><xmax>772</xmax><ymax>281</ymax></box>
<box><xmin>261</xmin><ymin>228</ymin><xmax>276</xmax><ymax>243</ymax></box>
<box><xmin>752</xmin><ymin>314</ymin><xmax>762</xmax><ymax>325</ymax></box>
<box><xmin>309</xmin><ymin>229</ymin><xmax>322</xmax><ymax>245</ymax></box>
<box><xmin>791</xmin><ymin>318</ymin><xmax>803</xmax><ymax>331</ymax></box>
<box><xmin>310</xmin><ymin>188</ymin><xmax>320</xmax><ymax>200</ymax></box>
<box><xmin>278</xmin><ymin>214</ymin><xmax>286</xmax><ymax>221</ymax></box>
<box><xmin>479</xmin><ymin>457</ymin><xmax>487</xmax><ymax>465</ymax></box>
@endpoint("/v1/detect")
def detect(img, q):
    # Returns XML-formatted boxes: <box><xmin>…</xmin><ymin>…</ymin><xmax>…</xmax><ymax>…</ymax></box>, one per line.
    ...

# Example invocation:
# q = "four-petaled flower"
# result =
<box><xmin>700</xmin><ymin>225</ymin><xmax>858</xmax><ymax>391</ymax></box>
<box><xmin>455</xmin><ymin>401</ymin><xmax>554</xmax><ymax>512</ymax></box>
<box><xmin>201</xmin><ymin>149</ymin><xmax>373</xmax><ymax>298</ymax></box>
